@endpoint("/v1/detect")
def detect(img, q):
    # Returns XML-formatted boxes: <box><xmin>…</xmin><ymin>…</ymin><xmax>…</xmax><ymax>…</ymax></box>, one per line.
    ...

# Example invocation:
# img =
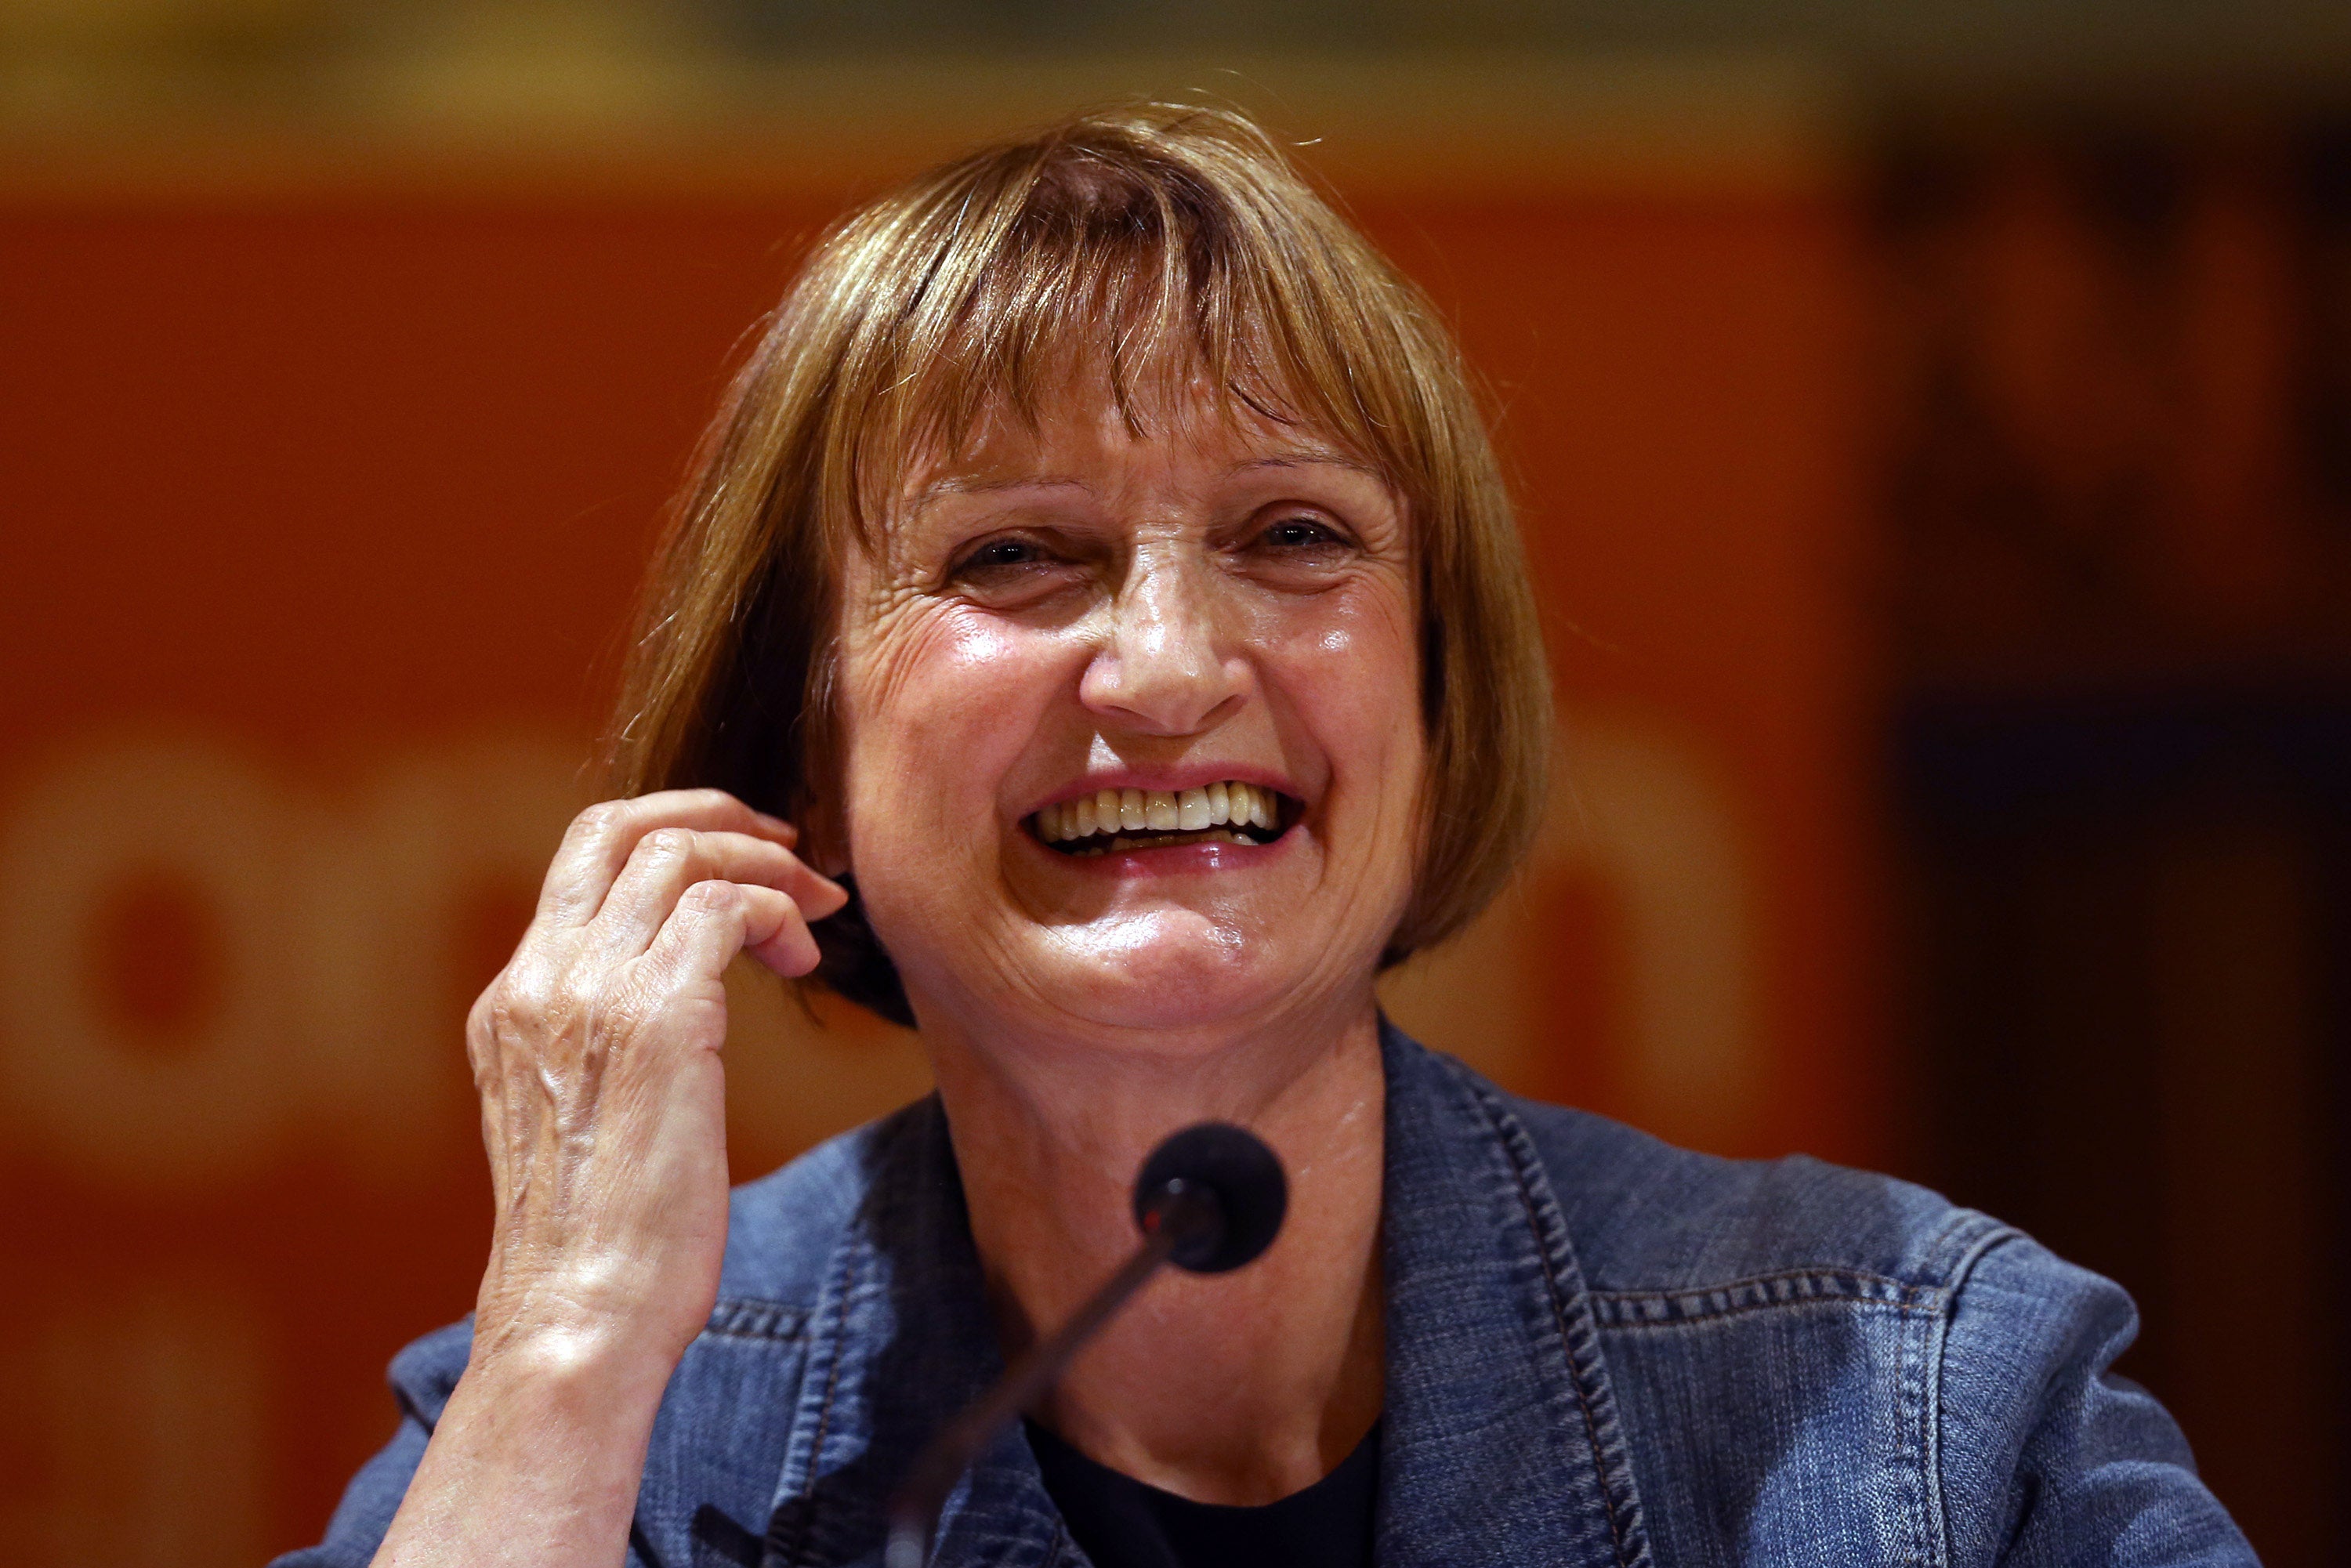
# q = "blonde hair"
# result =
<box><xmin>605</xmin><ymin>103</ymin><xmax>1549</xmax><ymax>1026</ymax></box>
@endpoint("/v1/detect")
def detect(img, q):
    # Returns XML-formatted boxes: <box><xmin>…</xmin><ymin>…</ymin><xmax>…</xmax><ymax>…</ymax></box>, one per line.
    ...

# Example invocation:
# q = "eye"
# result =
<box><xmin>1262</xmin><ymin>516</ymin><xmax>1341</xmax><ymax>549</ymax></box>
<box><xmin>945</xmin><ymin>531</ymin><xmax>1086</xmax><ymax>604</ymax></box>
<box><xmin>1245</xmin><ymin>511</ymin><xmax>1357</xmax><ymax>568</ymax></box>
<box><xmin>958</xmin><ymin>537</ymin><xmax>1049</xmax><ymax>573</ymax></box>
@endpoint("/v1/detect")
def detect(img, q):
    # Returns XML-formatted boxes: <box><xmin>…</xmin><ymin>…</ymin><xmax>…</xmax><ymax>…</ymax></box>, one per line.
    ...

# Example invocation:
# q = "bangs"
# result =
<box><xmin>807</xmin><ymin>109</ymin><xmax>1436</xmax><ymax>537</ymax></box>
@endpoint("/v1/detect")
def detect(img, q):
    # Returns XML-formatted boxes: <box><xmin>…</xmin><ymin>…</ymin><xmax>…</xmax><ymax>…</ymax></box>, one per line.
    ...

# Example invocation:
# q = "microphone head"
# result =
<box><xmin>1132</xmin><ymin>1122</ymin><xmax>1288</xmax><ymax>1274</ymax></box>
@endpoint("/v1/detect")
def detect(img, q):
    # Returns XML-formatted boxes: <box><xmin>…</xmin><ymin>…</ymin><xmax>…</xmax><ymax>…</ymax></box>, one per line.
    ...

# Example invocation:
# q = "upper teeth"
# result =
<box><xmin>1034</xmin><ymin>781</ymin><xmax>1280</xmax><ymax>843</ymax></box>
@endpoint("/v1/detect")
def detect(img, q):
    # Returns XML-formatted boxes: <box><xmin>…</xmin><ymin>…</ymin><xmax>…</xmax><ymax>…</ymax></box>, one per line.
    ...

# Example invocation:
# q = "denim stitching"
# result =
<box><xmin>1920</xmin><ymin>1224</ymin><xmax>2023</xmax><ymax>1568</ymax></box>
<box><xmin>1591</xmin><ymin>1296</ymin><xmax>1939</xmax><ymax>1331</ymax></box>
<box><xmin>1588</xmin><ymin>1270</ymin><xmax>1943</xmax><ymax>1327</ymax></box>
<box><xmin>704</xmin><ymin>1299</ymin><xmax>810</xmax><ymax>1342</ymax></box>
<box><xmin>1892</xmin><ymin>1278</ymin><xmax>1932</xmax><ymax>1566</ymax></box>
<box><xmin>770</xmin><ymin>1237</ymin><xmax>863</xmax><ymax>1567</ymax></box>
<box><xmin>1461</xmin><ymin>1065</ymin><xmax>1652</xmax><ymax>1568</ymax></box>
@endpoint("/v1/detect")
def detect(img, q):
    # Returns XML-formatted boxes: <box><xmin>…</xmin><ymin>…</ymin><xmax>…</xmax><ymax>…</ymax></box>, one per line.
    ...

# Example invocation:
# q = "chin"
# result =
<box><xmin>1016</xmin><ymin>911</ymin><xmax>1318</xmax><ymax>1040</ymax></box>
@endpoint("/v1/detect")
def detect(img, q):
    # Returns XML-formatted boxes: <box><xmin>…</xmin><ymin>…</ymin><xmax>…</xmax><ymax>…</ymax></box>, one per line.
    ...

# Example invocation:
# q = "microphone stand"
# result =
<box><xmin>881</xmin><ymin>1183</ymin><xmax>1225</xmax><ymax>1568</ymax></box>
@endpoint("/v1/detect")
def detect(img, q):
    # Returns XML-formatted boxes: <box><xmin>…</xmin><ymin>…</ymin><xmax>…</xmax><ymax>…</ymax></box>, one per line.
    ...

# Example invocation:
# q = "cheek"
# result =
<box><xmin>839</xmin><ymin>605</ymin><xmax>1055</xmax><ymax>819</ymax></box>
<box><xmin>853</xmin><ymin>602</ymin><xmax>1006</xmax><ymax>709</ymax></box>
<box><xmin>1266</xmin><ymin>587</ymin><xmax>1424</xmax><ymax>784</ymax></box>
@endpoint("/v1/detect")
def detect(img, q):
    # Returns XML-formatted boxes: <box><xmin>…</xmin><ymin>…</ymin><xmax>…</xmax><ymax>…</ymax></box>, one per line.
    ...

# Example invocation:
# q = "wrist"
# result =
<box><xmin>375</xmin><ymin>1320</ymin><xmax>671</xmax><ymax>1568</ymax></box>
<box><xmin>465</xmin><ymin>1312</ymin><xmax>686</xmax><ymax>1414</ymax></box>
<box><xmin>473</xmin><ymin>1247</ymin><xmax>711</xmax><ymax>1380</ymax></box>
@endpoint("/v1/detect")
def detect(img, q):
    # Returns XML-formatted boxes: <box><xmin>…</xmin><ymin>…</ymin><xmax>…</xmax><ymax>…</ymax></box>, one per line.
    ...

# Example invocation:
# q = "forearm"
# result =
<box><xmin>370</xmin><ymin>1338</ymin><xmax>670</xmax><ymax>1568</ymax></box>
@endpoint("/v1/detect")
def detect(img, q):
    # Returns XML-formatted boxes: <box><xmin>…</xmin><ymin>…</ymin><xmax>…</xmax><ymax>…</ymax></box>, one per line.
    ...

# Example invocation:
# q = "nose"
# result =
<box><xmin>1078</xmin><ymin>544</ymin><xmax>1248</xmax><ymax>736</ymax></box>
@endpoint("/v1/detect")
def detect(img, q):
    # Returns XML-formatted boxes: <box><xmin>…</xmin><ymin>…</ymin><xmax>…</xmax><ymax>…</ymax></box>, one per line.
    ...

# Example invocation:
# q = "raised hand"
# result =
<box><xmin>374</xmin><ymin>788</ymin><xmax>845</xmax><ymax>1568</ymax></box>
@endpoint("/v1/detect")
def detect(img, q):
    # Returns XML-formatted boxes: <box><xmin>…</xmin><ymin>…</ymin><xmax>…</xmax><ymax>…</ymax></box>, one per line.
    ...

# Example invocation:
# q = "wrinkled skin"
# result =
<box><xmin>371</xmin><ymin>387</ymin><xmax>1423</xmax><ymax>1566</ymax></box>
<box><xmin>836</xmin><ymin>389</ymin><xmax>1424</xmax><ymax>1054</ymax></box>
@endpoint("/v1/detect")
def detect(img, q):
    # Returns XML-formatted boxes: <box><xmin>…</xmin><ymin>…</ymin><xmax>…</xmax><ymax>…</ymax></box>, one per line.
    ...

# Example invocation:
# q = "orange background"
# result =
<box><xmin>0</xmin><ymin>171</ymin><xmax>1874</xmax><ymax>1557</ymax></box>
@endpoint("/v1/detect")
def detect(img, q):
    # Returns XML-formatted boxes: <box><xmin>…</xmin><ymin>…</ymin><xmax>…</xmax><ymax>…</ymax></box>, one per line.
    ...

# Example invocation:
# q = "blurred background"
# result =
<box><xmin>2</xmin><ymin>2</ymin><xmax>2346</xmax><ymax>1563</ymax></box>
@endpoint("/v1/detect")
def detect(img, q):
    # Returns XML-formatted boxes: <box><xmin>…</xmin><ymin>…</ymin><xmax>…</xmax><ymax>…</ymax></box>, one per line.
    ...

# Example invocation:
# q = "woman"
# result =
<box><xmin>282</xmin><ymin>106</ymin><xmax>2252</xmax><ymax>1568</ymax></box>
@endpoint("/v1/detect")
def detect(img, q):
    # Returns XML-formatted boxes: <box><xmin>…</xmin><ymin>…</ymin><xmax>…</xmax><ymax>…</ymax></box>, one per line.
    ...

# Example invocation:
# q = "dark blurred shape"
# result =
<box><xmin>1875</xmin><ymin>114</ymin><xmax>2351</xmax><ymax>1566</ymax></box>
<box><xmin>2304</xmin><ymin>126</ymin><xmax>2351</xmax><ymax>519</ymax></box>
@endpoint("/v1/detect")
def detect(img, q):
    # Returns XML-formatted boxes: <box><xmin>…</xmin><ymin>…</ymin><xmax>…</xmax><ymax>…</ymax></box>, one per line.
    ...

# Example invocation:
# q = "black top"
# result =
<box><xmin>1023</xmin><ymin>1419</ymin><xmax>1382</xmax><ymax>1568</ymax></box>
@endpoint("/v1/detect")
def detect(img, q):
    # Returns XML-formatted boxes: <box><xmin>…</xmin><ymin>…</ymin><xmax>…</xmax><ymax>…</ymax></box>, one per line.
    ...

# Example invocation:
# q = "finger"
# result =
<box><xmin>643</xmin><ymin>880</ymin><xmax>822</xmax><ymax>993</ymax></box>
<box><xmin>591</xmin><ymin>828</ymin><xmax>846</xmax><ymax>955</ymax></box>
<box><xmin>537</xmin><ymin>790</ymin><xmax>800</xmax><ymax>927</ymax></box>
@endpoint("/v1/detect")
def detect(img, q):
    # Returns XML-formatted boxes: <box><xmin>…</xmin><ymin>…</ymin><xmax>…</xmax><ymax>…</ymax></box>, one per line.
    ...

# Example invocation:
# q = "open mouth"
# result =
<box><xmin>1031</xmin><ymin>781</ymin><xmax>1294</xmax><ymax>857</ymax></box>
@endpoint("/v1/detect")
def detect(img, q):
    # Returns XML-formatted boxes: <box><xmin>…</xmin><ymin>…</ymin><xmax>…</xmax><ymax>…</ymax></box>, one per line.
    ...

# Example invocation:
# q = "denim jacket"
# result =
<box><xmin>280</xmin><ymin>1024</ymin><xmax>2255</xmax><ymax>1567</ymax></box>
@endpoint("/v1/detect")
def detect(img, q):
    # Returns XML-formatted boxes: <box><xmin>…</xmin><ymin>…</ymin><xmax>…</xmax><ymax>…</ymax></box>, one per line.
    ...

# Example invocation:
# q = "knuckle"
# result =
<box><xmin>569</xmin><ymin>798</ymin><xmax>629</xmax><ymax>842</ymax></box>
<box><xmin>640</xmin><ymin>826</ymin><xmax>697</xmax><ymax>861</ymax></box>
<box><xmin>476</xmin><ymin>955</ymin><xmax>603</xmax><ymax>1056</ymax></box>
<box><xmin>679</xmin><ymin>878</ymin><xmax>741</xmax><ymax>918</ymax></box>
<box><xmin>496</xmin><ymin>955</ymin><xmax>561</xmax><ymax>1019</ymax></box>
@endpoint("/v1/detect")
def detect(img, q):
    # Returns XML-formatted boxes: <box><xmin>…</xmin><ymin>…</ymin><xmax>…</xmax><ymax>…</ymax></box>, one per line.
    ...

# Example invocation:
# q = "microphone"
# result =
<box><xmin>882</xmin><ymin>1122</ymin><xmax>1288</xmax><ymax>1568</ymax></box>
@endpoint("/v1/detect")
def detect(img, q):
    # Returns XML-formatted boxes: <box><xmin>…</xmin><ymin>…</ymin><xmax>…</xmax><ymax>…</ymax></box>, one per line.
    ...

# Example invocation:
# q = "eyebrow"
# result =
<box><xmin>1225</xmin><ymin>450</ymin><xmax>1386</xmax><ymax>483</ymax></box>
<box><xmin>905</xmin><ymin>447</ymin><xmax>1382</xmax><ymax>517</ymax></box>
<box><xmin>909</xmin><ymin>473</ymin><xmax>1093</xmax><ymax>513</ymax></box>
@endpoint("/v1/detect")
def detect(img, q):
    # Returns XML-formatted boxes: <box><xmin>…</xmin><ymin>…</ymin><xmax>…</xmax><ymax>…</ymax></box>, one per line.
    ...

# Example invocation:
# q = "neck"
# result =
<box><xmin>922</xmin><ymin>1001</ymin><xmax>1388</xmax><ymax>1506</ymax></box>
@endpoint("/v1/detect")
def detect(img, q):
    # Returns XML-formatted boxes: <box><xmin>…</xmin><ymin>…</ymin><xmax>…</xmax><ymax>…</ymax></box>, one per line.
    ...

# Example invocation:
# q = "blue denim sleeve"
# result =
<box><xmin>1939</xmin><ymin>1235</ymin><xmax>2257</xmax><ymax>1567</ymax></box>
<box><xmin>267</xmin><ymin>1320</ymin><xmax>470</xmax><ymax>1568</ymax></box>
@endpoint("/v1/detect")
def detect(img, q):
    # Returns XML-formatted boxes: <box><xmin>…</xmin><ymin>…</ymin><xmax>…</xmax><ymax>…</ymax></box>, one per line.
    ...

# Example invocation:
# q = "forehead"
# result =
<box><xmin>889</xmin><ymin>380</ymin><xmax>1382</xmax><ymax>512</ymax></box>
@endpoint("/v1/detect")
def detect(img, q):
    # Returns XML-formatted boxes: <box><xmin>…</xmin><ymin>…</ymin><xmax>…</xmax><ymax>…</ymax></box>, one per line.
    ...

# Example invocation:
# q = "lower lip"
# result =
<box><xmin>1023</xmin><ymin>827</ymin><xmax>1295</xmax><ymax>878</ymax></box>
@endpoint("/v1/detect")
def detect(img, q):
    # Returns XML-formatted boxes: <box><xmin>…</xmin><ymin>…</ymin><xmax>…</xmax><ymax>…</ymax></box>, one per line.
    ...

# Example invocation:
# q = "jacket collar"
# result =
<box><xmin>1375</xmin><ymin>1020</ymin><xmax>1654</xmax><ymax>1567</ymax></box>
<box><xmin>758</xmin><ymin>1099</ymin><xmax>1065</xmax><ymax>1568</ymax></box>
<box><xmin>755</xmin><ymin>1025</ymin><xmax>1651</xmax><ymax>1568</ymax></box>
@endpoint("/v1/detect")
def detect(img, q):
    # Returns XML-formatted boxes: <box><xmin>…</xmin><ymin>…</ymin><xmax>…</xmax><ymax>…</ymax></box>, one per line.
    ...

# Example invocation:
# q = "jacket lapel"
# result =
<box><xmin>758</xmin><ymin>1099</ymin><xmax>1068</xmax><ymax>1568</ymax></box>
<box><xmin>1377</xmin><ymin>1023</ymin><xmax>1654</xmax><ymax>1568</ymax></box>
<box><xmin>755</xmin><ymin>1027</ymin><xmax>1651</xmax><ymax>1568</ymax></box>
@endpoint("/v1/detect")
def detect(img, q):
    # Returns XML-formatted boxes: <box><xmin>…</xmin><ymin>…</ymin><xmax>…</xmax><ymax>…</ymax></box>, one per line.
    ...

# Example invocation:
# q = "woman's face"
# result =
<box><xmin>831</xmin><ymin>385</ymin><xmax>1425</xmax><ymax>1049</ymax></box>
